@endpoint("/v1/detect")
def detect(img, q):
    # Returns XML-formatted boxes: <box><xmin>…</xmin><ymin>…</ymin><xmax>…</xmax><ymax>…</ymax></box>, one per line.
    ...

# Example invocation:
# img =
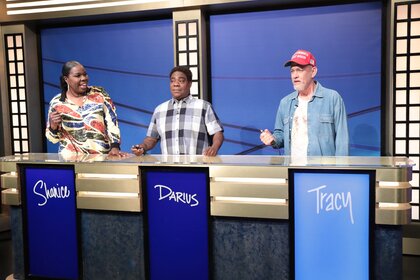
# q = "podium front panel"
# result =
<box><xmin>21</xmin><ymin>165</ymin><xmax>80</xmax><ymax>280</ymax></box>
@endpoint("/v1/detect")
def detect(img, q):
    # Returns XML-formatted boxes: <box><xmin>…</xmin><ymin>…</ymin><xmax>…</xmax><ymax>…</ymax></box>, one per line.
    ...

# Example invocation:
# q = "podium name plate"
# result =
<box><xmin>22</xmin><ymin>165</ymin><xmax>80</xmax><ymax>280</ymax></box>
<box><xmin>290</xmin><ymin>169</ymin><xmax>375</xmax><ymax>280</ymax></box>
<box><xmin>142</xmin><ymin>167</ymin><xmax>210</xmax><ymax>280</ymax></box>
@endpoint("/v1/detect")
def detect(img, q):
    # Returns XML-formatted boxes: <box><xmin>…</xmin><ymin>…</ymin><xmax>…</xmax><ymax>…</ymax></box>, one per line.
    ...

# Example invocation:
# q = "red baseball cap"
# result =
<box><xmin>284</xmin><ymin>49</ymin><xmax>316</xmax><ymax>67</ymax></box>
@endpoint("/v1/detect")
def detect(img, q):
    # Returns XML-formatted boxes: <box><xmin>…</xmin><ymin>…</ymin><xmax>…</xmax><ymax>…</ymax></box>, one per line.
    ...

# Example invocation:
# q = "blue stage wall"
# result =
<box><xmin>41</xmin><ymin>19</ymin><xmax>174</xmax><ymax>153</ymax></box>
<box><xmin>210</xmin><ymin>2</ymin><xmax>382</xmax><ymax>155</ymax></box>
<box><xmin>41</xmin><ymin>2</ymin><xmax>382</xmax><ymax>155</ymax></box>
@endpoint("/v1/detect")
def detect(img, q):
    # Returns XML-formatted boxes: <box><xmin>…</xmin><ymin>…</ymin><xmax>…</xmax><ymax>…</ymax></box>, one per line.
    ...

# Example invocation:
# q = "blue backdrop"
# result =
<box><xmin>41</xmin><ymin>19</ymin><xmax>174</xmax><ymax>153</ymax></box>
<box><xmin>210</xmin><ymin>2</ymin><xmax>382</xmax><ymax>155</ymax></box>
<box><xmin>41</xmin><ymin>2</ymin><xmax>382</xmax><ymax>155</ymax></box>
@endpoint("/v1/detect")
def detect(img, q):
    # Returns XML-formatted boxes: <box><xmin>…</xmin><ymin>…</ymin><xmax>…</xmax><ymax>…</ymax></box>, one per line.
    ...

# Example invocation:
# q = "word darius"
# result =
<box><xmin>307</xmin><ymin>185</ymin><xmax>354</xmax><ymax>224</ymax></box>
<box><xmin>33</xmin><ymin>179</ymin><xmax>71</xmax><ymax>206</ymax></box>
<box><xmin>154</xmin><ymin>184</ymin><xmax>199</xmax><ymax>207</ymax></box>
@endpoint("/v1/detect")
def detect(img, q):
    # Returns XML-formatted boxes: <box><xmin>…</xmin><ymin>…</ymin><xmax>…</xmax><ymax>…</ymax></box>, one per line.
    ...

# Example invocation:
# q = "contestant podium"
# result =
<box><xmin>0</xmin><ymin>154</ymin><xmax>413</xmax><ymax>280</ymax></box>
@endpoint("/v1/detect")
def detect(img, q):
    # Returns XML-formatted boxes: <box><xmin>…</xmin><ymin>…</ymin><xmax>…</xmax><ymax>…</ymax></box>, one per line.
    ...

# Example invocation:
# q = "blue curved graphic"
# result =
<box><xmin>41</xmin><ymin>2</ymin><xmax>382</xmax><ymax>156</ymax></box>
<box><xmin>210</xmin><ymin>2</ymin><xmax>382</xmax><ymax>156</ymax></box>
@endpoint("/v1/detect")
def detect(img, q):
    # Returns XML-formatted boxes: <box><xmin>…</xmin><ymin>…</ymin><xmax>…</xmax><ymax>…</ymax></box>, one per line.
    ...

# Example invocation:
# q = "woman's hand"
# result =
<box><xmin>49</xmin><ymin>111</ymin><xmax>62</xmax><ymax>130</ymax></box>
<box><xmin>107</xmin><ymin>147</ymin><xmax>129</xmax><ymax>158</ymax></box>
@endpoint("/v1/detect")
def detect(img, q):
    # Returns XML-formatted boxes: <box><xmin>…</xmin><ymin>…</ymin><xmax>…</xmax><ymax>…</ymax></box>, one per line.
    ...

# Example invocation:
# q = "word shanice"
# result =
<box><xmin>33</xmin><ymin>179</ymin><xmax>71</xmax><ymax>206</ymax></box>
<box><xmin>307</xmin><ymin>185</ymin><xmax>354</xmax><ymax>224</ymax></box>
<box><xmin>154</xmin><ymin>184</ymin><xmax>199</xmax><ymax>207</ymax></box>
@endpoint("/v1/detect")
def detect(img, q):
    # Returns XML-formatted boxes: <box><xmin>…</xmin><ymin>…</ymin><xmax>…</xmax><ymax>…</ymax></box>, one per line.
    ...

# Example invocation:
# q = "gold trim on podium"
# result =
<box><xmin>77</xmin><ymin>193</ymin><xmax>141</xmax><ymax>212</ymax></box>
<box><xmin>75</xmin><ymin>163</ymin><xmax>141</xmax><ymax>212</ymax></box>
<box><xmin>76</xmin><ymin>176</ymin><xmax>139</xmax><ymax>193</ymax></box>
<box><xmin>0</xmin><ymin>154</ymin><xmax>414</xmax><ymax>224</ymax></box>
<box><xmin>210</xmin><ymin>166</ymin><xmax>288</xmax><ymax>179</ymax></box>
<box><xmin>75</xmin><ymin>164</ymin><xmax>139</xmax><ymax>174</ymax></box>
<box><xmin>376</xmin><ymin>167</ymin><xmax>412</xmax><ymax>182</ymax></box>
<box><xmin>1</xmin><ymin>172</ymin><xmax>19</xmax><ymax>205</ymax></box>
<box><xmin>376</xmin><ymin>203</ymin><xmax>412</xmax><ymax>224</ymax></box>
<box><xmin>1</xmin><ymin>172</ymin><xmax>18</xmax><ymax>189</ymax></box>
<box><xmin>1</xmin><ymin>188</ymin><xmax>20</xmax><ymax>205</ymax></box>
<box><xmin>211</xmin><ymin>200</ymin><xmax>288</xmax><ymax>219</ymax></box>
<box><xmin>0</xmin><ymin>162</ymin><xmax>17</xmax><ymax>173</ymax></box>
<box><xmin>210</xmin><ymin>166</ymin><xmax>288</xmax><ymax>219</ymax></box>
<box><xmin>376</xmin><ymin>182</ymin><xmax>412</xmax><ymax>203</ymax></box>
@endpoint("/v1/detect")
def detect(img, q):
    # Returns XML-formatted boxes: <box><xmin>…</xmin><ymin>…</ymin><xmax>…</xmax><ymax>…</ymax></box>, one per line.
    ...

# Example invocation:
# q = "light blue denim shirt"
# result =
<box><xmin>272</xmin><ymin>82</ymin><xmax>349</xmax><ymax>156</ymax></box>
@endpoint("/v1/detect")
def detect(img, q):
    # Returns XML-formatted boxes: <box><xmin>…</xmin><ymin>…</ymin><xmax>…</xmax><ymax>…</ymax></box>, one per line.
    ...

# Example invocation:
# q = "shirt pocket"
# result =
<box><xmin>185</xmin><ymin>115</ymin><xmax>202</xmax><ymax>132</ymax></box>
<box><xmin>318</xmin><ymin>114</ymin><xmax>334</xmax><ymax>139</ymax></box>
<box><xmin>282</xmin><ymin>117</ymin><xmax>291</xmax><ymax>134</ymax></box>
<box><xmin>319</xmin><ymin>114</ymin><xmax>333</xmax><ymax>124</ymax></box>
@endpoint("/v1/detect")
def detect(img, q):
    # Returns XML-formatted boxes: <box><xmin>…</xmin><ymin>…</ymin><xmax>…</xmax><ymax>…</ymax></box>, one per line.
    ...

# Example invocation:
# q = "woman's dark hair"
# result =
<box><xmin>60</xmin><ymin>60</ymin><xmax>82</xmax><ymax>95</ymax></box>
<box><xmin>169</xmin><ymin>66</ymin><xmax>193</xmax><ymax>82</ymax></box>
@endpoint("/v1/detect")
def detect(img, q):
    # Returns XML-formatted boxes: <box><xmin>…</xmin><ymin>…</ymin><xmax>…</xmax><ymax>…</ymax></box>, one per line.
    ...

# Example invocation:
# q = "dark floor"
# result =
<box><xmin>403</xmin><ymin>255</ymin><xmax>420</xmax><ymax>280</ymax></box>
<box><xmin>1</xmin><ymin>229</ymin><xmax>419</xmax><ymax>280</ymax></box>
<box><xmin>0</xmin><ymin>230</ymin><xmax>12</xmax><ymax>280</ymax></box>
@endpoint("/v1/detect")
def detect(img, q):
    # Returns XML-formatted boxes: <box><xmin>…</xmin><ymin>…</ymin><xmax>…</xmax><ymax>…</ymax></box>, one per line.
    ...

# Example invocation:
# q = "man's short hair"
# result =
<box><xmin>169</xmin><ymin>66</ymin><xmax>193</xmax><ymax>82</ymax></box>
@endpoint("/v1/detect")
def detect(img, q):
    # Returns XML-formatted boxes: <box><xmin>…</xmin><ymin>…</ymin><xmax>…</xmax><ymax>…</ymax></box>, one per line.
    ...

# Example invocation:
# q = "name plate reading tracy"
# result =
<box><xmin>22</xmin><ymin>165</ymin><xmax>80</xmax><ymax>280</ymax></box>
<box><xmin>142</xmin><ymin>167</ymin><xmax>210</xmax><ymax>280</ymax></box>
<box><xmin>289</xmin><ymin>169</ymin><xmax>374</xmax><ymax>280</ymax></box>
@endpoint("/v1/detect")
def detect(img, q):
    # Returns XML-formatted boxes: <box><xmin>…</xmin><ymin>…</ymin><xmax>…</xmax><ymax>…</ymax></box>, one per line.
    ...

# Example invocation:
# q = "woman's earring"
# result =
<box><xmin>67</xmin><ymin>83</ymin><xmax>69</xmax><ymax>92</ymax></box>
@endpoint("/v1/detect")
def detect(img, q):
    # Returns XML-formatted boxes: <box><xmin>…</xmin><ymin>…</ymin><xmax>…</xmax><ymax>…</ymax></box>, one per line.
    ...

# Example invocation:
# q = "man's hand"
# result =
<box><xmin>203</xmin><ymin>146</ymin><xmax>218</xmax><ymax>157</ymax></box>
<box><xmin>131</xmin><ymin>144</ymin><xmax>146</xmax><ymax>156</ymax></box>
<box><xmin>260</xmin><ymin>129</ymin><xmax>275</xmax><ymax>146</ymax></box>
<box><xmin>203</xmin><ymin>131</ymin><xmax>223</xmax><ymax>156</ymax></box>
<box><xmin>131</xmin><ymin>137</ymin><xmax>158</xmax><ymax>156</ymax></box>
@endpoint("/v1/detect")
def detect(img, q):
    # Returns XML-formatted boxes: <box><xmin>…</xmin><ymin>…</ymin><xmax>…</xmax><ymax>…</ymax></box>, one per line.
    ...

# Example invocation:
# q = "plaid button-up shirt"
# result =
<box><xmin>147</xmin><ymin>94</ymin><xmax>223</xmax><ymax>155</ymax></box>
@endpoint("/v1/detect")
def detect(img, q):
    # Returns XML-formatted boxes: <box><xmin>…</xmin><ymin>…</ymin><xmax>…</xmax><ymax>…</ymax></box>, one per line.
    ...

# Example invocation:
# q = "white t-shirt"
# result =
<box><xmin>291</xmin><ymin>97</ymin><xmax>309</xmax><ymax>158</ymax></box>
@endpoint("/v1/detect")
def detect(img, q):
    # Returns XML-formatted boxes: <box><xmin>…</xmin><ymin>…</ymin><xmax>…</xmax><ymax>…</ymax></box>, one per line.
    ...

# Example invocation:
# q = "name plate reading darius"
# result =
<box><xmin>290</xmin><ymin>169</ymin><xmax>374</xmax><ymax>280</ymax></box>
<box><xmin>142</xmin><ymin>167</ymin><xmax>210</xmax><ymax>280</ymax></box>
<box><xmin>22</xmin><ymin>166</ymin><xmax>80</xmax><ymax>280</ymax></box>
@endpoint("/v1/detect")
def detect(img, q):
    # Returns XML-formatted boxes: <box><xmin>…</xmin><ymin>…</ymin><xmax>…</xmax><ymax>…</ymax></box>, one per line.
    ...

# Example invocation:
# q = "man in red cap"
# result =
<box><xmin>260</xmin><ymin>49</ymin><xmax>349</xmax><ymax>156</ymax></box>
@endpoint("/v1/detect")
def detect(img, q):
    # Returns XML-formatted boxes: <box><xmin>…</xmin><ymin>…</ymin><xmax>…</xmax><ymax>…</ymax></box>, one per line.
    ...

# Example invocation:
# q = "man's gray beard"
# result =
<box><xmin>293</xmin><ymin>85</ymin><xmax>303</xmax><ymax>92</ymax></box>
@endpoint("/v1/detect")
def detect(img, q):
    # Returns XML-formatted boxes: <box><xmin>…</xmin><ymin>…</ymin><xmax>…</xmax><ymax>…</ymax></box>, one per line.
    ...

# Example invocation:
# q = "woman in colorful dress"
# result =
<box><xmin>46</xmin><ymin>60</ymin><xmax>123</xmax><ymax>156</ymax></box>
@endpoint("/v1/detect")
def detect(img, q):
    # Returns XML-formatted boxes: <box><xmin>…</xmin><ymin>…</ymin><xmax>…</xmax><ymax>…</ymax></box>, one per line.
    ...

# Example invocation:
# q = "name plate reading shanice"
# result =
<box><xmin>142</xmin><ymin>167</ymin><xmax>210</xmax><ymax>280</ymax></box>
<box><xmin>22</xmin><ymin>165</ymin><xmax>80</xmax><ymax>280</ymax></box>
<box><xmin>289</xmin><ymin>169</ymin><xmax>375</xmax><ymax>280</ymax></box>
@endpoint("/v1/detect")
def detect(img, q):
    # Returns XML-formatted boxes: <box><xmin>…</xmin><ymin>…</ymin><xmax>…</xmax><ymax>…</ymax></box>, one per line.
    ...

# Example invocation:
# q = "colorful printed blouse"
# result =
<box><xmin>45</xmin><ymin>86</ymin><xmax>121</xmax><ymax>154</ymax></box>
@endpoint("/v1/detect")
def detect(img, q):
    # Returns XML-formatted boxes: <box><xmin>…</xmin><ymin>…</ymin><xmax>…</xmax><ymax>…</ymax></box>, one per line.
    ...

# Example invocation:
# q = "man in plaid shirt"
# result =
<box><xmin>131</xmin><ymin>66</ymin><xmax>224</xmax><ymax>156</ymax></box>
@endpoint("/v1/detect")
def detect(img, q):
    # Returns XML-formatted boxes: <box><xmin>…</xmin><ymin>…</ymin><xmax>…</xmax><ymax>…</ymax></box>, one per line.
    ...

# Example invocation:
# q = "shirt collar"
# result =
<box><xmin>312</xmin><ymin>81</ymin><xmax>323</xmax><ymax>98</ymax></box>
<box><xmin>171</xmin><ymin>94</ymin><xmax>192</xmax><ymax>104</ymax></box>
<box><xmin>59</xmin><ymin>86</ymin><xmax>92</xmax><ymax>102</ymax></box>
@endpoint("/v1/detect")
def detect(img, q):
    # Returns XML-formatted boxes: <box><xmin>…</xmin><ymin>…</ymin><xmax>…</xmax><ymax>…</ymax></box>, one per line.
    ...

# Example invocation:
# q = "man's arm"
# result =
<box><xmin>271</xmin><ymin>102</ymin><xmax>286</xmax><ymax>149</ymax></box>
<box><xmin>131</xmin><ymin>136</ymin><xmax>158</xmax><ymax>156</ymax></box>
<box><xmin>203</xmin><ymin>131</ymin><xmax>224</xmax><ymax>156</ymax></box>
<box><xmin>334</xmin><ymin>96</ymin><xmax>349</xmax><ymax>156</ymax></box>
